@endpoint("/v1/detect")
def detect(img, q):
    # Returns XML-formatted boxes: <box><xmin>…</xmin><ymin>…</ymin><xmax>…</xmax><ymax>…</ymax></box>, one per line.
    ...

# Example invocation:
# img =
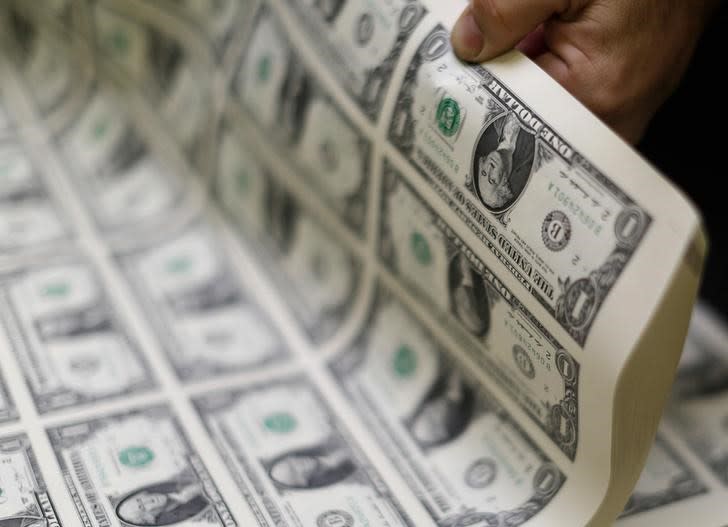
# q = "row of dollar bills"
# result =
<box><xmin>0</xmin><ymin>0</ymin><xmax>721</xmax><ymax>525</ymax></box>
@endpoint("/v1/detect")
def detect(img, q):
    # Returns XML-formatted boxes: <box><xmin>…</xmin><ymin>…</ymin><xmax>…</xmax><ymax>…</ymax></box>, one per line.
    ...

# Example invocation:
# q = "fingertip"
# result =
<box><xmin>451</xmin><ymin>8</ymin><xmax>485</xmax><ymax>62</ymax></box>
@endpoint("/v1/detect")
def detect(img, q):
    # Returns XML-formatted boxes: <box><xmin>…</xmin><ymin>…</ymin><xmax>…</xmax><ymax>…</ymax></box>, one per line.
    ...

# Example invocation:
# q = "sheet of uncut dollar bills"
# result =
<box><xmin>0</xmin><ymin>0</ymin><xmax>721</xmax><ymax>525</ymax></box>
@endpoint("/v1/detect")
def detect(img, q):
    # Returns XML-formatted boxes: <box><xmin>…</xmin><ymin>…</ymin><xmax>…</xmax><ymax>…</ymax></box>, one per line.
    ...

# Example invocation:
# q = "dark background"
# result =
<box><xmin>637</xmin><ymin>3</ymin><xmax>727</xmax><ymax>319</ymax></box>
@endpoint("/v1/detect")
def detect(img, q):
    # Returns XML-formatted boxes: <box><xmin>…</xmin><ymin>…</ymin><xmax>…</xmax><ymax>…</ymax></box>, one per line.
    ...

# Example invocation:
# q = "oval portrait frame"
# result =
<box><xmin>471</xmin><ymin>111</ymin><xmax>537</xmax><ymax>214</ymax></box>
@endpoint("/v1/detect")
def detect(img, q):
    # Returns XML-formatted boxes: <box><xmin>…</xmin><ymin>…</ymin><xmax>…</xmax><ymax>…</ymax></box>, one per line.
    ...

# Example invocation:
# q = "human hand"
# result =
<box><xmin>451</xmin><ymin>0</ymin><xmax>720</xmax><ymax>143</ymax></box>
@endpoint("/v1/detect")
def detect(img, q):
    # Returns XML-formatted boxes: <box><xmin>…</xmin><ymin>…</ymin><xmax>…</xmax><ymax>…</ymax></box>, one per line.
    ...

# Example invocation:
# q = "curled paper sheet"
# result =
<box><xmin>0</xmin><ymin>1</ymin><xmax>717</xmax><ymax>526</ymax></box>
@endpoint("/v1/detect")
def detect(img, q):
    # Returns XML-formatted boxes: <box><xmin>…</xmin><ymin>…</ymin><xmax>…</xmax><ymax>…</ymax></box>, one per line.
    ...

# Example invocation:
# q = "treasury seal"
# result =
<box><xmin>317</xmin><ymin>510</ymin><xmax>355</xmax><ymax>527</ymax></box>
<box><xmin>465</xmin><ymin>458</ymin><xmax>498</xmax><ymax>488</ymax></box>
<box><xmin>436</xmin><ymin>97</ymin><xmax>461</xmax><ymax>137</ymax></box>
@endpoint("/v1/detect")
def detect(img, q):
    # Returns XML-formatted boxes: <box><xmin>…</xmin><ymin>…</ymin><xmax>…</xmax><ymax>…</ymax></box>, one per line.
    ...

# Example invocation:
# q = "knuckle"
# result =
<box><xmin>588</xmin><ymin>82</ymin><xmax>626</xmax><ymax>122</ymax></box>
<box><xmin>572</xmin><ymin>59</ymin><xmax>627</xmax><ymax>122</ymax></box>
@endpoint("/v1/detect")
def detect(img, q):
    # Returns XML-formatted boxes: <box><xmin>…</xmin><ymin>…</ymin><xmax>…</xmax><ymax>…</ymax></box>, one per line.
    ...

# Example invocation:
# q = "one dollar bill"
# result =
<box><xmin>667</xmin><ymin>316</ymin><xmax>728</xmax><ymax>487</ymax></box>
<box><xmin>331</xmin><ymin>287</ymin><xmax>565</xmax><ymax>525</ymax></box>
<box><xmin>380</xmin><ymin>160</ymin><xmax>579</xmax><ymax>458</ymax></box>
<box><xmin>58</xmin><ymin>87</ymin><xmax>183</xmax><ymax>232</ymax></box>
<box><xmin>193</xmin><ymin>376</ymin><xmax>413</xmax><ymax>527</ymax></box>
<box><xmin>116</xmin><ymin>223</ymin><xmax>287</xmax><ymax>381</ymax></box>
<box><xmin>91</xmin><ymin>2</ymin><xmax>212</xmax><ymax>156</ymax></box>
<box><xmin>388</xmin><ymin>27</ymin><xmax>651</xmax><ymax>345</ymax></box>
<box><xmin>0</xmin><ymin>258</ymin><xmax>156</xmax><ymax>413</ymax></box>
<box><xmin>48</xmin><ymin>405</ymin><xmax>237</xmax><ymax>526</ymax></box>
<box><xmin>232</xmin><ymin>6</ymin><xmax>371</xmax><ymax>233</ymax></box>
<box><xmin>0</xmin><ymin>141</ymin><xmax>71</xmax><ymax>253</ymax></box>
<box><xmin>669</xmin><ymin>392</ymin><xmax>728</xmax><ymax>487</ymax></box>
<box><xmin>281</xmin><ymin>0</ymin><xmax>426</xmax><ymax>120</ymax></box>
<box><xmin>214</xmin><ymin>124</ymin><xmax>361</xmax><ymax>343</ymax></box>
<box><xmin>619</xmin><ymin>432</ymin><xmax>706</xmax><ymax>519</ymax></box>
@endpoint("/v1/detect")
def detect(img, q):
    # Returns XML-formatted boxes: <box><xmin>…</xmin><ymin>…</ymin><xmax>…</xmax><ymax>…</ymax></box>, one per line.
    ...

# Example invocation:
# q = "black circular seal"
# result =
<box><xmin>465</xmin><ymin>458</ymin><xmax>498</xmax><ymax>489</ymax></box>
<box><xmin>472</xmin><ymin>113</ymin><xmax>535</xmax><ymax>213</ymax></box>
<box><xmin>317</xmin><ymin>510</ymin><xmax>355</xmax><ymax>527</ymax></box>
<box><xmin>512</xmin><ymin>345</ymin><xmax>536</xmax><ymax>379</ymax></box>
<box><xmin>541</xmin><ymin>210</ymin><xmax>571</xmax><ymax>252</ymax></box>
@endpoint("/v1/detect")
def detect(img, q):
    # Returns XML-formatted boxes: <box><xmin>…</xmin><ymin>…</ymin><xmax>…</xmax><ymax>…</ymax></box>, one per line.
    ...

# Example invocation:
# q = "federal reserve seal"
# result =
<box><xmin>317</xmin><ymin>510</ymin><xmax>355</xmax><ymax>527</ymax></box>
<box><xmin>465</xmin><ymin>458</ymin><xmax>497</xmax><ymax>488</ymax></box>
<box><xmin>512</xmin><ymin>345</ymin><xmax>536</xmax><ymax>379</ymax></box>
<box><xmin>541</xmin><ymin>210</ymin><xmax>571</xmax><ymax>251</ymax></box>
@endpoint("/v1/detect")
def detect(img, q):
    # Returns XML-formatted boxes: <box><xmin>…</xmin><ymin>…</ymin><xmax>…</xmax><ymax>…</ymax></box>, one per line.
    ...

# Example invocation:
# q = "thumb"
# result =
<box><xmin>451</xmin><ymin>0</ymin><xmax>575</xmax><ymax>63</ymax></box>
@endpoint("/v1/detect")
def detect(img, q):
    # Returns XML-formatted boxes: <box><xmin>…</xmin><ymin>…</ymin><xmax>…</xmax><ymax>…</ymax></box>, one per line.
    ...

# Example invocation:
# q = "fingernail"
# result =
<box><xmin>452</xmin><ymin>9</ymin><xmax>484</xmax><ymax>61</ymax></box>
